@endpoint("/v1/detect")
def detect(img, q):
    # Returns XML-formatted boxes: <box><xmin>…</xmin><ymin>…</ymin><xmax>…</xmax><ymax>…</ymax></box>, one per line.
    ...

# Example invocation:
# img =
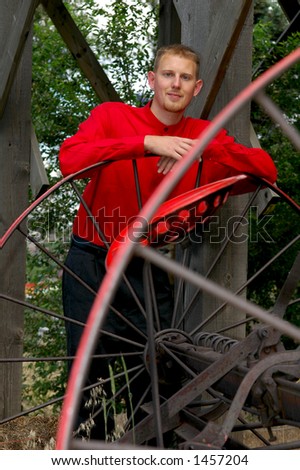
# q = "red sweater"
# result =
<box><xmin>59</xmin><ymin>101</ymin><xmax>277</xmax><ymax>247</ymax></box>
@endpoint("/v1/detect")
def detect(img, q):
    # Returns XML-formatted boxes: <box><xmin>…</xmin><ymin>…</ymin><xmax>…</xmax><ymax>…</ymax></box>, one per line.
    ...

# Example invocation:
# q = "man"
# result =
<box><xmin>59</xmin><ymin>44</ymin><xmax>277</xmax><ymax>440</ymax></box>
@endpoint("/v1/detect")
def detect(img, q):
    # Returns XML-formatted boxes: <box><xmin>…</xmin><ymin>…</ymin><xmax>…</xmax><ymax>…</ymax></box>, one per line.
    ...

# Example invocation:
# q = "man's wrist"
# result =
<box><xmin>144</xmin><ymin>135</ymin><xmax>153</xmax><ymax>155</ymax></box>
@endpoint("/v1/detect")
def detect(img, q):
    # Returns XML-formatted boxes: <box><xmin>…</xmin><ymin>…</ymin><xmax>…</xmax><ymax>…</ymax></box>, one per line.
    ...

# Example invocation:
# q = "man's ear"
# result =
<box><xmin>194</xmin><ymin>79</ymin><xmax>203</xmax><ymax>97</ymax></box>
<box><xmin>147</xmin><ymin>71</ymin><xmax>155</xmax><ymax>90</ymax></box>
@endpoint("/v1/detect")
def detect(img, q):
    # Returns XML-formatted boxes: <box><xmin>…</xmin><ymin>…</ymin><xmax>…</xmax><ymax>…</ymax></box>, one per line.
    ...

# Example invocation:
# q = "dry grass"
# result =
<box><xmin>0</xmin><ymin>415</ymin><xmax>58</xmax><ymax>450</ymax></box>
<box><xmin>238</xmin><ymin>425</ymin><xmax>300</xmax><ymax>449</ymax></box>
<box><xmin>2</xmin><ymin>413</ymin><xmax>299</xmax><ymax>450</ymax></box>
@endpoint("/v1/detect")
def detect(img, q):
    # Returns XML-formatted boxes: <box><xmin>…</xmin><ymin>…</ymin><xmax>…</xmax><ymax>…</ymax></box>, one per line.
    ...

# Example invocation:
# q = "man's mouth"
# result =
<box><xmin>167</xmin><ymin>92</ymin><xmax>183</xmax><ymax>100</ymax></box>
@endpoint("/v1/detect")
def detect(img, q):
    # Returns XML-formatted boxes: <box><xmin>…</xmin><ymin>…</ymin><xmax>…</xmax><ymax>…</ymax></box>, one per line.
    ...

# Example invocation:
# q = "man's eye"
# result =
<box><xmin>182</xmin><ymin>75</ymin><xmax>191</xmax><ymax>81</ymax></box>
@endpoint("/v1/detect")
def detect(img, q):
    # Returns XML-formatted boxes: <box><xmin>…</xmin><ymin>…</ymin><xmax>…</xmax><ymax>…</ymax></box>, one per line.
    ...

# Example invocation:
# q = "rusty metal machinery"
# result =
<box><xmin>1</xmin><ymin>50</ymin><xmax>300</xmax><ymax>450</ymax></box>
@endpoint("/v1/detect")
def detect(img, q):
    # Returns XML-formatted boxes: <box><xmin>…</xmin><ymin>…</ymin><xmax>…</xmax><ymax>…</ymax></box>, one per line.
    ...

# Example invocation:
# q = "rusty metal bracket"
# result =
<box><xmin>189</xmin><ymin>349</ymin><xmax>300</xmax><ymax>448</ymax></box>
<box><xmin>119</xmin><ymin>327</ymin><xmax>272</xmax><ymax>445</ymax></box>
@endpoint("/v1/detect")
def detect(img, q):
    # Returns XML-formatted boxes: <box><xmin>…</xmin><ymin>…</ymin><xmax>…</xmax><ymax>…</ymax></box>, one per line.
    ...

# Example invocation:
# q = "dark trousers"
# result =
<box><xmin>62</xmin><ymin>236</ymin><xmax>174</xmax><ymax>440</ymax></box>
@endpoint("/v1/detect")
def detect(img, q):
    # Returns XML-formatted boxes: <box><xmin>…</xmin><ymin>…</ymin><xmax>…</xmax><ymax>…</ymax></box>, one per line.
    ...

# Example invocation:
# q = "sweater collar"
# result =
<box><xmin>142</xmin><ymin>100</ymin><xmax>187</xmax><ymax>132</ymax></box>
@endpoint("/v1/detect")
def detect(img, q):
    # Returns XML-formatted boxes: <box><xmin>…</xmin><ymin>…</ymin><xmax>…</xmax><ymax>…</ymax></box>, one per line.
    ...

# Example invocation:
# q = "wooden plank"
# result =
<box><xmin>173</xmin><ymin>1</ymin><xmax>254</xmax><ymax>340</ymax></box>
<box><xmin>278</xmin><ymin>0</ymin><xmax>300</xmax><ymax>22</ymax></box>
<box><xmin>158</xmin><ymin>0</ymin><xmax>181</xmax><ymax>47</ymax></box>
<box><xmin>174</xmin><ymin>0</ymin><xmax>207</xmax><ymax>44</ymax></box>
<box><xmin>200</xmin><ymin>0</ymin><xmax>252</xmax><ymax>119</ymax></box>
<box><xmin>175</xmin><ymin>0</ymin><xmax>253</xmax><ymax>119</ymax></box>
<box><xmin>0</xmin><ymin>4</ymin><xmax>33</xmax><ymax>419</ymax></box>
<box><xmin>41</xmin><ymin>0</ymin><xmax>121</xmax><ymax>103</ymax></box>
<box><xmin>277</xmin><ymin>7</ymin><xmax>300</xmax><ymax>41</ymax></box>
<box><xmin>196</xmin><ymin>1</ymin><xmax>254</xmax><ymax>338</ymax></box>
<box><xmin>0</xmin><ymin>0</ymin><xmax>39</xmax><ymax>118</ymax></box>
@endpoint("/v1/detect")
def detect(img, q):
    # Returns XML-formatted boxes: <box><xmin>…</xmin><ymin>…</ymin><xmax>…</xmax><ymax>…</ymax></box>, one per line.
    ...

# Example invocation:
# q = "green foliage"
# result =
<box><xmin>23</xmin><ymin>249</ymin><xmax>67</xmax><ymax>409</ymax></box>
<box><xmin>32</xmin><ymin>7</ymin><xmax>96</xmax><ymax>161</ymax></box>
<box><xmin>253</xmin><ymin>0</ymin><xmax>288</xmax><ymax>41</ymax></box>
<box><xmin>31</xmin><ymin>2</ymin><xmax>99</xmax><ymax>232</ymax></box>
<box><xmin>252</xmin><ymin>27</ymin><xmax>300</xmax><ymax>203</ymax></box>
<box><xmin>92</xmin><ymin>0</ymin><xmax>158</xmax><ymax>105</ymax></box>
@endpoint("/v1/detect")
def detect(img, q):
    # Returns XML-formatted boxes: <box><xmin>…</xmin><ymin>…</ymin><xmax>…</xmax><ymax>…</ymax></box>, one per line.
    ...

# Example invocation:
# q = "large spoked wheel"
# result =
<box><xmin>56</xmin><ymin>50</ymin><xmax>300</xmax><ymax>450</ymax></box>
<box><xmin>58</xmin><ymin>175</ymin><xmax>300</xmax><ymax>451</ymax></box>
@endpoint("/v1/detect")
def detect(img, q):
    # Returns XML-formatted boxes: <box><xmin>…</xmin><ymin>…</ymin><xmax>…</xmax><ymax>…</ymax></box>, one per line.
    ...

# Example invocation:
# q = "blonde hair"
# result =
<box><xmin>153</xmin><ymin>44</ymin><xmax>200</xmax><ymax>78</ymax></box>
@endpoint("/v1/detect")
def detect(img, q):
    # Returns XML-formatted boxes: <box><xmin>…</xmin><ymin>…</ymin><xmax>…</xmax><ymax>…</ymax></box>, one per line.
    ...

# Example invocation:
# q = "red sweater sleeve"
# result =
<box><xmin>59</xmin><ymin>104</ymin><xmax>145</xmax><ymax>177</ymax></box>
<box><xmin>203</xmin><ymin>129</ymin><xmax>277</xmax><ymax>184</ymax></box>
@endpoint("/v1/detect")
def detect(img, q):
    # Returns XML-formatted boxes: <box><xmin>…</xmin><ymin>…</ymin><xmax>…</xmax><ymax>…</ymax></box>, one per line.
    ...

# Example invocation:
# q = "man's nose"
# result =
<box><xmin>171</xmin><ymin>75</ymin><xmax>181</xmax><ymax>88</ymax></box>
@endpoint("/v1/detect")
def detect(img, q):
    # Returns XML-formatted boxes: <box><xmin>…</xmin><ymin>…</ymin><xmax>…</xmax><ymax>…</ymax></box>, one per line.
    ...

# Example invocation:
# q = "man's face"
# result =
<box><xmin>148</xmin><ymin>53</ymin><xmax>203</xmax><ymax>116</ymax></box>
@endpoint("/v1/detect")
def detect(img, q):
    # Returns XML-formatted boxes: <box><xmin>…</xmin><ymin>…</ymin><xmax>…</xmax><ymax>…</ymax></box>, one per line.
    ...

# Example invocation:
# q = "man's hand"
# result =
<box><xmin>144</xmin><ymin>135</ymin><xmax>201</xmax><ymax>174</ymax></box>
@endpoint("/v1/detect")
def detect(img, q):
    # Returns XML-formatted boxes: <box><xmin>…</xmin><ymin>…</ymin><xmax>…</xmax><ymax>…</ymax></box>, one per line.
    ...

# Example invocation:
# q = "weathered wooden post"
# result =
<box><xmin>159</xmin><ymin>0</ymin><xmax>254</xmax><ymax>339</ymax></box>
<box><xmin>0</xmin><ymin>0</ymin><xmax>35</xmax><ymax>418</ymax></box>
